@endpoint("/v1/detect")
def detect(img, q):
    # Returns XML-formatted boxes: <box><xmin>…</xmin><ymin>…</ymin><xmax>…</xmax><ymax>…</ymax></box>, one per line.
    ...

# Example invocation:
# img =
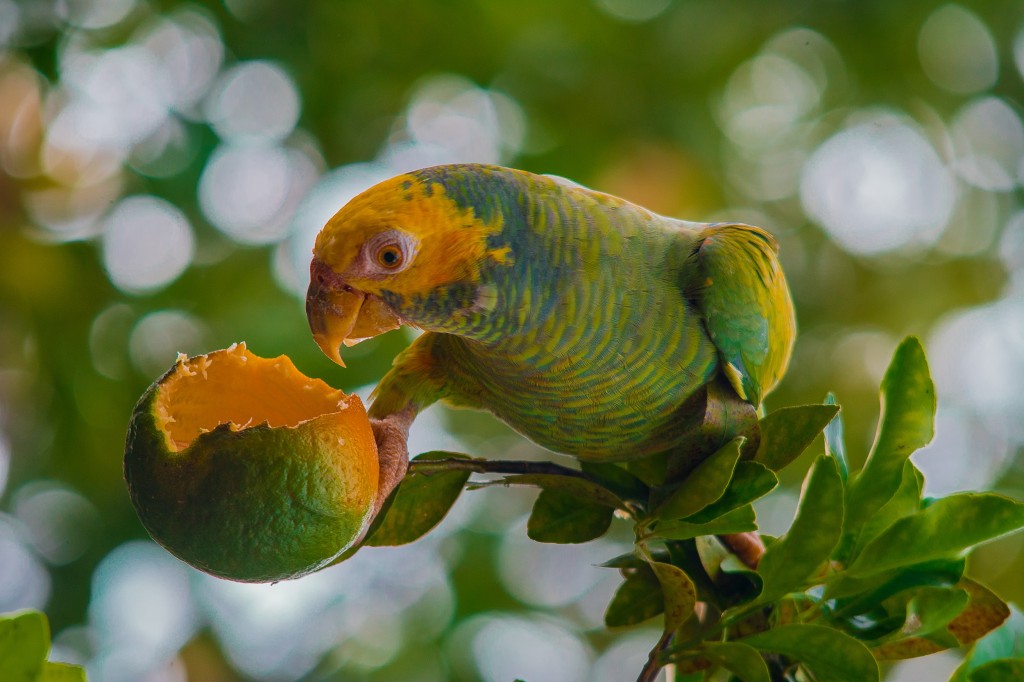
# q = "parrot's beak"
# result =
<box><xmin>306</xmin><ymin>258</ymin><xmax>402</xmax><ymax>366</ymax></box>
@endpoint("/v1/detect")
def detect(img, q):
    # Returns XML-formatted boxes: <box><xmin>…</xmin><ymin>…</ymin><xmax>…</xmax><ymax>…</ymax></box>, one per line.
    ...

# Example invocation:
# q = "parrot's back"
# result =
<box><xmin>414</xmin><ymin>167</ymin><xmax>731</xmax><ymax>460</ymax></box>
<box><xmin>368</xmin><ymin>164</ymin><xmax>794</xmax><ymax>462</ymax></box>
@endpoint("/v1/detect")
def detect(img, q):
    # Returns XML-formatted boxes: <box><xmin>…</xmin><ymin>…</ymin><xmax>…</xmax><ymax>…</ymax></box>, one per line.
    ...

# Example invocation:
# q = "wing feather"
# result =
<box><xmin>691</xmin><ymin>223</ymin><xmax>796</xmax><ymax>406</ymax></box>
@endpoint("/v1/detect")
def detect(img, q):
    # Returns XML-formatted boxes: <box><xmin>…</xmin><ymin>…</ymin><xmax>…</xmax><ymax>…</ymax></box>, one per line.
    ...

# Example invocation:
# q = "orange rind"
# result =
<box><xmin>124</xmin><ymin>343</ymin><xmax>378</xmax><ymax>582</ymax></box>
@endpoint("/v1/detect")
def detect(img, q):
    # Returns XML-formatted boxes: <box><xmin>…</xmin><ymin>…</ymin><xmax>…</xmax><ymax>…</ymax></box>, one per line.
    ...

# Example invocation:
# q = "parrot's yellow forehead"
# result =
<box><xmin>313</xmin><ymin>174</ymin><xmax>511</xmax><ymax>296</ymax></box>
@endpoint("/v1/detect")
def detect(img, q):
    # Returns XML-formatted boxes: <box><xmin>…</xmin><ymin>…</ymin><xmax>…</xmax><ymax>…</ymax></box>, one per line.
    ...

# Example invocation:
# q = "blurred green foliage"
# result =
<box><xmin>2</xmin><ymin>0</ymin><xmax>1024</xmax><ymax>680</ymax></box>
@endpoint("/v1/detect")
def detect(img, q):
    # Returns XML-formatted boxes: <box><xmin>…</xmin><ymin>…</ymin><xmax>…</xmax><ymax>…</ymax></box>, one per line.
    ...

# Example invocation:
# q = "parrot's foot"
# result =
<box><xmin>369</xmin><ymin>408</ymin><xmax>415</xmax><ymax>516</ymax></box>
<box><xmin>719</xmin><ymin>531</ymin><xmax>765</xmax><ymax>570</ymax></box>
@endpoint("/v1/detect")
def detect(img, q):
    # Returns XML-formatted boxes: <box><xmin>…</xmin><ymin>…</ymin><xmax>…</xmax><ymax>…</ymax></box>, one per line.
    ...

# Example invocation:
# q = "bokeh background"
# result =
<box><xmin>1</xmin><ymin>0</ymin><xmax>1023</xmax><ymax>680</ymax></box>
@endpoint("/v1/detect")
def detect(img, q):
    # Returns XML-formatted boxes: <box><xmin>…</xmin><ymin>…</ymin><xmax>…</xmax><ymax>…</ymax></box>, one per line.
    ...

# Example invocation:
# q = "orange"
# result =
<box><xmin>124</xmin><ymin>343</ymin><xmax>378</xmax><ymax>582</ymax></box>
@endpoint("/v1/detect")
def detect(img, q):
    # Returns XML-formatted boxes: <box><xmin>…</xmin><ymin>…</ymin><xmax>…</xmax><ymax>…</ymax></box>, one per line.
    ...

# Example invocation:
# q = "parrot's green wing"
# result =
<box><xmin>691</xmin><ymin>223</ymin><xmax>796</xmax><ymax>406</ymax></box>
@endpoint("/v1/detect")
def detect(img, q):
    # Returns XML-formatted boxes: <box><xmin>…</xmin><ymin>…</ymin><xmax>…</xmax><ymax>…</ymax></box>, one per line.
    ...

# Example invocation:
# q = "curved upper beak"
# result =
<box><xmin>306</xmin><ymin>259</ymin><xmax>403</xmax><ymax>366</ymax></box>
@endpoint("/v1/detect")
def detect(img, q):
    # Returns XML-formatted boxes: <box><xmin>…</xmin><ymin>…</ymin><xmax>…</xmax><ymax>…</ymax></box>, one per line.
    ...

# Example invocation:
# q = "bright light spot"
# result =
<box><xmin>718</xmin><ymin>53</ymin><xmax>820</xmax><ymax>149</ymax></box>
<box><xmin>58</xmin><ymin>44</ymin><xmax>172</xmax><ymax>150</ymax></box>
<box><xmin>800</xmin><ymin>114</ymin><xmax>955</xmax><ymax>255</ymax></box>
<box><xmin>929</xmin><ymin>300</ymin><xmax>1024</xmax><ymax>415</ymax></box>
<box><xmin>754</xmin><ymin>489</ymin><xmax>798</xmax><ymax>537</ymax></box>
<box><xmin>128</xmin><ymin>117</ymin><xmax>199</xmax><ymax>178</ymax></box>
<box><xmin>918</xmin><ymin>5</ymin><xmax>998</xmax><ymax>95</ymax></box>
<box><xmin>951</xmin><ymin>97</ymin><xmax>1024</xmax><ymax>191</ymax></box>
<box><xmin>591</xmin><ymin>632</ymin><xmax>663</xmax><ymax>682</ymax></box>
<box><xmin>0</xmin><ymin>432</ymin><xmax>8</xmax><ymax>498</ymax></box>
<box><xmin>498</xmin><ymin>524</ymin><xmax>617</xmax><ymax>607</ymax></box>
<box><xmin>199</xmin><ymin>143</ymin><xmax>319</xmax><ymax>244</ymax></box>
<box><xmin>12</xmin><ymin>481</ymin><xmax>100</xmax><ymax>565</ymax></box>
<box><xmin>205</xmin><ymin>61</ymin><xmax>299</xmax><ymax>141</ymax></box>
<box><xmin>198</xmin><ymin>542</ymin><xmax>450</xmax><ymax>680</ymax></box>
<box><xmin>133</xmin><ymin>8</ymin><xmax>224</xmax><ymax>114</ymax></box>
<box><xmin>89</xmin><ymin>304</ymin><xmax>135</xmax><ymax>379</ymax></box>
<box><xmin>764</xmin><ymin>28</ymin><xmax>847</xmax><ymax>95</ymax></box>
<box><xmin>65</xmin><ymin>0</ymin><xmax>136</xmax><ymax>30</ymax></box>
<box><xmin>0</xmin><ymin>0</ymin><xmax>20</xmax><ymax>46</ymax></box>
<box><xmin>938</xmin><ymin>184</ymin><xmax>999</xmax><ymax>257</ymax></box>
<box><xmin>1016</xmin><ymin>26</ymin><xmax>1024</xmax><ymax>84</ymax></box>
<box><xmin>594</xmin><ymin>0</ymin><xmax>672</xmax><ymax>23</ymax></box>
<box><xmin>102</xmin><ymin>195</ymin><xmax>194</xmax><ymax>293</ymax></box>
<box><xmin>128</xmin><ymin>310</ymin><xmax>209</xmax><ymax>378</ymax></box>
<box><xmin>1000</xmin><ymin>211</ymin><xmax>1024</xmax><ymax>291</ymax></box>
<box><xmin>89</xmin><ymin>542</ymin><xmax>199</xmax><ymax>672</ymax></box>
<box><xmin>0</xmin><ymin>515</ymin><xmax>51</xmax><ymax>611</ymax></box>
<box><xmin>917</xmin><ymin>299</ymin><xmax>1024</xmax><ymax>493</ymax></box>
<box><xmin>889</xmin><ymin>650</ymin><xmax>961</xmax><ymax>681</ymax></box>
<box><xmin>465</xmin><ymin>615</ymin><xmax>592</xmax><ymax>682</ymax></box>
<box><xmin>832</xmin><ymin>329</ymin><xmax>898</xmax><ymax>387</ymax></box>
<box><xmin>23</xmin><ymin>178</ymin><xmax>123</xmax><ymax>242</ymax></box>
<box><xmin>385</xmin><ymin>74</ymin><xmax>526</xmax><ymax>170</ymax></box>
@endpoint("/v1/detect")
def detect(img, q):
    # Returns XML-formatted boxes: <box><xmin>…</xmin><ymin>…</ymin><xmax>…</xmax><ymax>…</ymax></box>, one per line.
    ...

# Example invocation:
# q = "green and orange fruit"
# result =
<box><xmin>124</xmin><ymin>343</ymin><xmax>379</xmax><ymax>582</ymax></box>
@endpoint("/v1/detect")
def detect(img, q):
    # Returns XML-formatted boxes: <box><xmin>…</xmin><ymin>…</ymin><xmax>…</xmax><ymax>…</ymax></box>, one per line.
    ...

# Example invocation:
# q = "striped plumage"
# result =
<box><xmin>307</xmin><ymin>164</ymin><xmax>795</xmax><ymax>463</ymax></box>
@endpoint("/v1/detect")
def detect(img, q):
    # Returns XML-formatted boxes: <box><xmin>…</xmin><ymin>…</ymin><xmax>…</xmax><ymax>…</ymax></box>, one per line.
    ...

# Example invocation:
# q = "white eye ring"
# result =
<box><xmin>363</xmin><ymin>229</ymin><xmax>417</xmax><ymax>275</ymax></box>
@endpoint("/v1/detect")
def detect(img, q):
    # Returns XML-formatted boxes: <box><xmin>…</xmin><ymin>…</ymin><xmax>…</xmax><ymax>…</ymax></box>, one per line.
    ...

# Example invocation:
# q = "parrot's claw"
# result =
<box><xmin>369</xmin><ymin>408</ymin><xmax>415</xmax><ymax>515</ymax></box>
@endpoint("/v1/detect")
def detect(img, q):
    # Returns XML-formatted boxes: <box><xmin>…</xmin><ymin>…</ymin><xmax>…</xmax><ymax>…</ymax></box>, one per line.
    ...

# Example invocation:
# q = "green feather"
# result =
<box><xmin>369</xmin><ymin>164</ymin><xmax>795</xmax><ymax>462</ymax></box>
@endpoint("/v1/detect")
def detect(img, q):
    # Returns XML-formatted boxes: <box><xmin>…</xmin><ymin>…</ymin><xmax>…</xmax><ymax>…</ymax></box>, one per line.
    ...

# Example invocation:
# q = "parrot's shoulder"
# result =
<box><xmin>687</xmin><ymin>223</ymin><xmax>795</xmax><ymax>406</ymax></box>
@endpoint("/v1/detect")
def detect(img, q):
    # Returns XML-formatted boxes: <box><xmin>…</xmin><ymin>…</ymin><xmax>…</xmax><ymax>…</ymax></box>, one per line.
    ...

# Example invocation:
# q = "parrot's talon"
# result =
<box><xmin>368</xmin><ymin>408</ymin><xmax>415</xmax><ymax>516</ymax></box>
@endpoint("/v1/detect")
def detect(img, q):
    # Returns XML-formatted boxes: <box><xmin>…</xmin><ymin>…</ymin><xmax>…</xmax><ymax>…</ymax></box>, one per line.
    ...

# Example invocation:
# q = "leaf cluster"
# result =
<box><xmin>330</xmin><ymin>338</ymin><xmax>1024</xmax><ymax>681</ymax></box>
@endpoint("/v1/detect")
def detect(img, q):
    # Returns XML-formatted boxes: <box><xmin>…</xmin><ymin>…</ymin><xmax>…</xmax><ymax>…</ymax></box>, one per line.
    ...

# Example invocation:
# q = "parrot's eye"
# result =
<box><xmin>376</xmin><ymin>244</ymin><xmax>403</xmax><ymax>269</ymax></box>
<box><xmin>362</xmin><ymin>229</ymin><xmax>417</xmax><ymax>276</ymax></box>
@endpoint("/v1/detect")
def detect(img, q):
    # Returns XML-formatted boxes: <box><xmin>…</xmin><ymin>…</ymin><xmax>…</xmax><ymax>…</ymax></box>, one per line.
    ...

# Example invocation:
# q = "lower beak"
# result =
<box><xmin>306</xmin><ymin>263</ymin><xmax>403</xmax><ymax>366</ymax></box>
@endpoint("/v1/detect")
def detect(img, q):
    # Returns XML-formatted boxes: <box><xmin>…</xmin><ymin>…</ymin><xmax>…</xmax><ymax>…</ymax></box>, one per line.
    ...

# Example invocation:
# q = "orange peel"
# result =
<box><xmin>124</xmin><ymin>343</ymin><xmax>378</xmax><ymax>582</ymax></box>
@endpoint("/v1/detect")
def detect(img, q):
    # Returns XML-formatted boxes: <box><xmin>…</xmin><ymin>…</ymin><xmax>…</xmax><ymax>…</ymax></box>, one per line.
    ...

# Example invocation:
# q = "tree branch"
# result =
<box><xmin>407</xmin><ymin>457</ymin><xmax>591</xmax><ymax>479</ymax></box>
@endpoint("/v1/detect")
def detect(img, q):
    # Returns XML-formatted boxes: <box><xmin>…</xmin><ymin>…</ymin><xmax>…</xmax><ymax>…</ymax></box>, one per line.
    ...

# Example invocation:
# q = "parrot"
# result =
<box><xmin>306</xmin><ymin>163</ymin><xmax>795</xmax><ymax>557</ymax></box>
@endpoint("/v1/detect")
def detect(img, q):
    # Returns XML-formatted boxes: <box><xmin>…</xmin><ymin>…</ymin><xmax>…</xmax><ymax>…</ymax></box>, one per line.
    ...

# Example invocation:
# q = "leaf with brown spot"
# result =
<box><xmin>649</xmin><ymin>559</ymin><xmax>697</xmax><ymax>635</ymax></box>
<box><xmin>873</xmin><ymin>579</ymin><xmax>1009</xmax><ymax>660</ymax></box>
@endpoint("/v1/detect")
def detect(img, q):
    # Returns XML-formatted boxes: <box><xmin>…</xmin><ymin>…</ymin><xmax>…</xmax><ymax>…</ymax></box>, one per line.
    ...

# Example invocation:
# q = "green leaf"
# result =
<box><xmin>605</xmin><ymin>565</ymin><xmax>664</xmax><ymax>628</ymax></box>
<box><xmin>652</xmin><ymin>505</ymin><xmax>757</xmax><ymax>540</ymax></box>
<box><xmin>969</xmin><ymin>660</ymin><xmax>1024</xmax><ymax>682</ymax></box>
<box><xmin>0</xmin><ymin>610</ymin><xmax>49</xmax><ymax>681</ymax></box>
<box><xmin>753</xmin><ymin>404</ymin><xmax>840</xmax><ymax>472</ymax></box>
<box><xmin>599</xmin><ymin>551</ymin><xmax>657</xmax><ymax>569</ymax></box>
<box><xmin>741</xmin><ymin>624</ymin><xmax>879</xmax><ymax>682</ymax></box>
<box><xmin>701</xmin><ymin>642</ymin><xmax>771</xmax><ymax>682</ymax></box>
<box><xmin>846</xmin><ymin>493</ymin><xmax>1024</xmax><ymax>578</ymax></box>
<box><xmin>470</xmin><ymin>473</ymin><xmax>626</xmax><ymax>510</ymax></box>
<box><xmin>879</xmin><ymin>586</ymin><xmax>969</xmax><ymax>643</ymax></box>
<box><xmin>693</xmin><ymin>536</ymin><xmax>764</xmax><ymax>607</ymax></box>
<box><xmin>366</xmin><ymin>451</ymin><xmax>471</xmax><ymax>546</ymax></box>
<box><xmin>527</xmin><ymin>489</ymin><xmax>613</xmax><ymax>543</ymax></box>
<box><xmin>823</xmin><ymin>393</ymin><xmax>848</xmax><ymax>482</ymax></box>
<box><xmin>579</xmin><ymin>461</ymin><xmax>648</xmax><ymax>502</ymax></box>
<box><xmin>685</xmin><ymin>461</ymin><xmax>777</xmax><ymax>524</ymax></box>
<box><xmin>854</xmin><ymin>460</ymin><xmax>923</xmax><ymax>554</ymax></box>
<box><xmin>846</xmin><ymin>337</ymin><xmax>935</xmax><ymax>531</ymax></box>
<box><xmin>828</xmin><ymin>557</ymin><xmax>965</xmax><ymax>614</ymax></box>
<box><xmin>756</xmin><ymin>456</ymin><xmax>844</xmax><ymax>603</ymax></box>
<box><xmin>654</xmin><ymin>438</ymin><xmax>743</xmax><ymax>520</ymax></box>
<box><xmin>666</xmin><ymin>541</ymin><xmax>722</xmax><ymax>606</ymax></box>
<box><xmin>39</xmin><ymin>662</ymin><xmax>88</xmax><ymax>682</ymax></box>
<box><xmin>648</xmin><ymin>560</ymin><xmax>697</xmax><ymax>634</ymax></box>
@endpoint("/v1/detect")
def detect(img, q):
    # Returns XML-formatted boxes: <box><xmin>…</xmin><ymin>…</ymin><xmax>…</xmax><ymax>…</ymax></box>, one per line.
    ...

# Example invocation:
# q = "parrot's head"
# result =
<box><xmin>306</xmin><ymin>166</ymin><xmax>515</xmax><ymax>365</ymax></box>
